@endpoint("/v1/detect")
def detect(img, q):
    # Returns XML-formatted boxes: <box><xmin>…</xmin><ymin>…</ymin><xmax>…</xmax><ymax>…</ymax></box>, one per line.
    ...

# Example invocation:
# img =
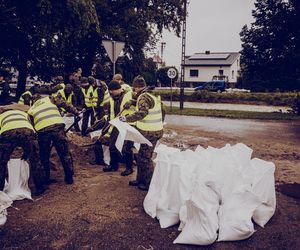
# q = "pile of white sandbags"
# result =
<box><xmin>144</xmin><ymin>143</ymin><xmax>276</xmax><ymax>246</ymax></box>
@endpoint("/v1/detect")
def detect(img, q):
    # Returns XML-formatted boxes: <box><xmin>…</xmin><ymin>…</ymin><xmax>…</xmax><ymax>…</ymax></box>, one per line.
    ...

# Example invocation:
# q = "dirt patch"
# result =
<box><xmin>1</xmin><ymin>123</ymin><xmax>300</xmax><ymax>249</ymax></box>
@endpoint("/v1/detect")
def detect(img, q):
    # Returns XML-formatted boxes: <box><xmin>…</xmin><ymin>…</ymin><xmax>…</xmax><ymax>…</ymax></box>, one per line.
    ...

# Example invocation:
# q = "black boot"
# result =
<box><xmin>121</xmin><ymin>168</ymin><xmax>133</xmax><ymax>176</ymax></box>
<box><xmin>34</xmin><ymin>185</ymin><xmax>46</xmax><ymax>196</ymax></box>
<box><xmin>103</xmin><ymin>151</ymin><xmax>119</xmax><ymax>172</ymax></box>
<box><xmin>129</xmin><ymin>180</ymin><xmax>139</xmax><ymax>186</ymax></box>
<box><xmin>64</xmin><ymin>171</ymin><xmax>74</xmax><ymax>185</ymax></box>
<box><xmin>138</xmin><ymin>183</ymin><xmax>149</xmax><ymax>191</ymax></box>
<box><xmin>121</xmin><ymin>153</ymin><xmax>133</xmax><ymax>176</ymax></box>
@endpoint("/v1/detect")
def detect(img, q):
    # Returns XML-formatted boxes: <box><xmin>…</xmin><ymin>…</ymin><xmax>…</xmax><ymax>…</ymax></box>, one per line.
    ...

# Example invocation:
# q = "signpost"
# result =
<box><xmin>167</xmin><ymin>67</ymin><xmax>177</xmax><ymax>112</ymax></box>
<box><xmin>102</xmin><ymin>40</ymin><xmax>125</xmax><ymax>76</ymax></box>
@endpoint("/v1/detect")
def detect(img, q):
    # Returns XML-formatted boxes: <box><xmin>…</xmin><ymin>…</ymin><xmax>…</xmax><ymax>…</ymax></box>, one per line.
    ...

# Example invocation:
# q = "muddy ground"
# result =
<box><xmin>1</xmin><ymin>118</ymin><xmax>300</xmax><ymax>250</ymax></box>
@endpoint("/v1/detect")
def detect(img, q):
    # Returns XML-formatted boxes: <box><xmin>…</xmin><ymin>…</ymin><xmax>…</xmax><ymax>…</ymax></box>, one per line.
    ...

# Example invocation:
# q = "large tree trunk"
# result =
<box><xmin>16</xmin><ymin>61</ymin><xmax>27</xmax><ymax>98</ymax></box>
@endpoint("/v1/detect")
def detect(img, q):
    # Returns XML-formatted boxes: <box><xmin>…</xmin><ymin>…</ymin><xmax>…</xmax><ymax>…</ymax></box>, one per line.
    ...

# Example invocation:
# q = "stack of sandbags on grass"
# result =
<box><xmin>144</xmin><ymin>143</ymin><xmax>276</xmax><ymax>246</ymax></box>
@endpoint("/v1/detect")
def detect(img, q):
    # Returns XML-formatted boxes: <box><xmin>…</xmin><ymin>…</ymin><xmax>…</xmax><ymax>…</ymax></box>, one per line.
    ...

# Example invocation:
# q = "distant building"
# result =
<box><xmin>152</xmin><ymin>54</ymin><xmax>163</xmax><ymax>69</ymax></box>
<box><xmin>184</xmin><ymin>51</ymin><xmax>240</xmax><ymax>87</ymax></box>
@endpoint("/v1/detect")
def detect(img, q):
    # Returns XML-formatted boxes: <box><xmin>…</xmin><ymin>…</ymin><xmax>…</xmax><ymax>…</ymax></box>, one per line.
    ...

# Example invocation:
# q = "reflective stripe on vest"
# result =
<box><xmin>121</xmin><ymin>83</ymin><xmax>132</xmax><ymax>93</ymax></box>
<box><xmin>81</xmin><ymin>86</ymin><xmax>93</xmax><ymax>107</ymax></box>
<box><xmin>100</xmin><ymin>88</ymin><xmax>110</xmax><ymax>107</ymax></box>
<box><xmin>58</xmin><ymin>89</ymin><xmax>74</xmax><ymax>104</ymax></box>
<box><xmin>0</xmin><ymin>110</ymin><xmax>34</xmax><ymax>134</ymax></box>
<box><xmin>110</xmin><ymin>91</ymin><xmax>136</xmax><ymax>127</ymax></box>
<box><xmin>28</xmin><ymin>96</ymin><xmax>64</xmax><ymax>131</ymax></box>
<box><xmin>136</xmin><ymin>93</ymin><xmax>163</xmax><ymax>131</ymax></box>
<box><xmin>18</xmin><ymin>91</ymin><xmax>33</xmax><ymax>106</ymax></box>
<box><xmin>92</xmin><ymin>87</ymin><xmax>98</xmax><ymax>107</ymax></box>
<box><xmin>52</xmin><ymin>83</ymin><xmax>66</xmax><ymax>97</ymax></box>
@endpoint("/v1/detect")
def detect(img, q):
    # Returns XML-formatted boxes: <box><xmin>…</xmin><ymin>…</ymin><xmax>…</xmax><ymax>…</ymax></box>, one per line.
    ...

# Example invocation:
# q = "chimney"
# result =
<box><xmin>205</xmin><ymin>50</ymin><xmax>210</xmax><ymax>54</ymax></box>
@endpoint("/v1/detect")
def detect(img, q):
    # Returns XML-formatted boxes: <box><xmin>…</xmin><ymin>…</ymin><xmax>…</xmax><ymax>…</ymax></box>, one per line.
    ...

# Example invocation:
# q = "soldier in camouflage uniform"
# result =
<box><xmin>27</xmin><ymin>95</ymin><xmax>80</xmax><ymax>185</ymax></box>
<box><xmin>119</xmin><ymin>76</ymin><xmax>164</xmax><ymax>191</ymax></box>
<box><xmin>0</xmin><ymin>105</ymin><xmax>46</xmax><ymax>195</ymax></box>
<box><xmin>87</xmin><ymin>80</ymin><xmax>135</xmax><ymax>176</ymax></box>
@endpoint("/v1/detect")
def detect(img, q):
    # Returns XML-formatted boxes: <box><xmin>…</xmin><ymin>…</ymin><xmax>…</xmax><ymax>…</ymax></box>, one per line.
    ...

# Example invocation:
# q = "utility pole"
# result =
<box><xmin>180</xmin><ymin>0</ymin><xmax>187</xmax><ymax>110</ymax></box>
<box><xmin>161</xmin><ymin>42</ymin><xmax>166</xmax><ymax>66</ymax></box>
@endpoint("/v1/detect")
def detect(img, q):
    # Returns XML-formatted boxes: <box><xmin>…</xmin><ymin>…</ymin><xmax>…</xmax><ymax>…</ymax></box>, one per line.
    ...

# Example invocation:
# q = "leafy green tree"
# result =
<box><xmin>240</xmin><ymin>0</ymin><xmax>300</xmax><ymax>91</ymax></box>
<box><xmin>0</xmin><ymin>0</ymin><xmax>99</xmax><ymax>97</ymax></box>
<box><xmin>156</xmin><ymin>66</ymin><xmax>179</xmax><ymax>86</ymax></box>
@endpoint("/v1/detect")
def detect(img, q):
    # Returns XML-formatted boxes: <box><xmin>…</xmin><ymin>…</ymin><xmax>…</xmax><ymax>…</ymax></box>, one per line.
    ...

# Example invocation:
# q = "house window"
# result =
<box><xmin>232</xmin><ymin>70</ymin><xmax>235</xmax><ymax>79</ymax></box>
<box><xmin>190</xmin><ymin>69</ymin><xmax>199</xmax><ymax>77</ymax></box>
<box><xmin>219</xmin><ymin>69</ymin><xmax>224</xmax><ymax>76</ymax></box>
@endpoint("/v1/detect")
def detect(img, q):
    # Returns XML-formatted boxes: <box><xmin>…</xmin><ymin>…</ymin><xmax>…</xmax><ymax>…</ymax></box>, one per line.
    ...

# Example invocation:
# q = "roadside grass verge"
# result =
<box><xmin>154</xmin><ymin>90</ymin><xmax>299</xmax><ymax>106</ymax></box>
<box><xmin>165</xmin><ymin>106</ymin><xmax>300</xmax><ymax>120</ymax></box>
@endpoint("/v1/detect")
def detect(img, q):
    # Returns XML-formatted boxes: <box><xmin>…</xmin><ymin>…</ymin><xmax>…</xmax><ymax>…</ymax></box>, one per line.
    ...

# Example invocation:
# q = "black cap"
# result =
<box><xmin>108</xmin><ymin>80</ymin><xmax>121</xmax><ymax>91</ymax></box>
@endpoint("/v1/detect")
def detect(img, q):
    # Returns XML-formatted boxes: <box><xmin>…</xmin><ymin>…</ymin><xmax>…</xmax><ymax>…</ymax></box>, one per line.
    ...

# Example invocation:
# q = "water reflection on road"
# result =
<box><xmin>165</xmin><ymin>115</ymin><xmax>300</xmax><ymax>142</ymax></box>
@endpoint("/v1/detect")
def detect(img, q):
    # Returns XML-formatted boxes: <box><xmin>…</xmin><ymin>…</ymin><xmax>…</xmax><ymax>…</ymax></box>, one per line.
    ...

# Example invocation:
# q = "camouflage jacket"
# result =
<box><xmin>125</xmin><ymin>90</ymin><xmax>165</xmax><ymax>124</ymax></box>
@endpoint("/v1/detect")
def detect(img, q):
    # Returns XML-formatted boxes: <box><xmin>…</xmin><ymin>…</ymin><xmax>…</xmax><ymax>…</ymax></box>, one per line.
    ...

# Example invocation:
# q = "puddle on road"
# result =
<box><xmin>165</xmin><ymin>115</ymin><xmax>300</xmax><ymax>142</ymax></box>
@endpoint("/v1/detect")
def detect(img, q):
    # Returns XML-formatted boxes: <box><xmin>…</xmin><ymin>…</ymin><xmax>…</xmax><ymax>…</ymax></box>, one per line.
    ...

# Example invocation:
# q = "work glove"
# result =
<box><xmin>119</xmin><ymin>116</ymin><xmax>127</xmax><ymax>122</ymax></box>
<box><xmin>81</xmin><ymin>108</ymin><xmax>86</xmax><ymax>113</ymax></box>
<box><xmin>123</xmin><ymin>101</ymin><xmax>131</xmax><ymax>110</ymax></box>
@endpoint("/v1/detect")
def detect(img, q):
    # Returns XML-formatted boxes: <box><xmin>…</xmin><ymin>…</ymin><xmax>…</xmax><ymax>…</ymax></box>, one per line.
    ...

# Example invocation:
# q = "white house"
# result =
<box><xmin>184</xmin><ymin>51</ymin><xmax>240</xmax><ymax>86</ymax></box>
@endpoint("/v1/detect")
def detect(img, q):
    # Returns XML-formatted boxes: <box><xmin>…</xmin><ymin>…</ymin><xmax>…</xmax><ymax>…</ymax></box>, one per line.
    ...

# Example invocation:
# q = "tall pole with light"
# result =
<box><xmin>180</xmin><ymin>0</ymin><xmax>187</xmax><ymax>110</ymax></box>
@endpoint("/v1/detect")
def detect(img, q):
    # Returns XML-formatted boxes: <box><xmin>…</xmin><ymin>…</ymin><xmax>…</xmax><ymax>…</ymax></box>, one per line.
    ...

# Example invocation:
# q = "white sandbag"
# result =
<box><xmin>0</xmin><ymin>191</ymin><xmax>13</xmax><ymax>226</ymax></box>
<box><xmin>249</xmin><ymin>158</ymin><xmax>276</xmax><ymax>227</ymax></box>
<box><xmin>174</xmin><ymin>183</ymin><xmax>219</xmax><ymax>245</ymax></box>
<box><xmin>217</xmin><ymin>188</ymin><xmax>261</xmax><ymax>241</ymax></box>
<box><xmin>4</xmin><ymin>159</ymin><xmax>32</xmax><ymax>201</ymax></box>
<box><xmin>144</xmin><ymin>145</ymin><xmax>180</xmax><ymax>222</ymax></box>
<box><xmin>156</xmin><ymin>149</ymin><xmax>198</xmax><ymax>228</ymax></box>
<box><xmin>109</xmin><ymin>118</ymin><xmax>152</xmax><ymax>153</ymax></box>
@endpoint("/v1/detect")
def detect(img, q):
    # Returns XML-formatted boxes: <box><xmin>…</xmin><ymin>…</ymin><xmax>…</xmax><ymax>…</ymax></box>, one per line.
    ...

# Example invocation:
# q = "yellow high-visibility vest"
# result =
<box><xmin>18</xmin><ymin>91</ymin><xmax>33</xmax><ymax>106</ymax></box>
<box><xmin>0</xmin><ymin>110</ymin><xmax>34</xmax><ymax>134</ymax></box>
<box><xmin>92</xmin><ymin>87</ymin><xmax>98</xmax><ymax>108</ymax></box>
<box><xmin>136</xmin><ymin>93</ymin><xmax>163</xmax><ymax>132</ymax></box>
<box><xmin>110</xmin><ymin>91</ymin><xmax>136</xmax><ymax>126</ymax></box>
<box><xmin>81</xmin><ymin>86</ymin><xmax>94</xmax><ymax>108</ymax></box>
<box><xmin>52</xmin><ymin>83</ymin><xmax>66</xmax><ymax>97</ymax></box>
<box><xmin>121</xmin><ymin>83</ymin><xmax>132</xmax><ymax>93</ymax></box>
<box><xmin>27</xmin><ymin>96</ymin><xmax>64</xmax><ymax>131</ymax></box>
<box><xmin>100</xmin><ymin>87</ymin><xmax>110</xmax><ymax>107</ymax></box>
<box><xmin>57</xmin><ymin>89</ymin><xmax>74</xmax><ymax>104</ymax></box>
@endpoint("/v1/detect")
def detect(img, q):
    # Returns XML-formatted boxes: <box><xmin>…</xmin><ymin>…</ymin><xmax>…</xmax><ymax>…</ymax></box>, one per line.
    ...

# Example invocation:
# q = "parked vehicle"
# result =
<box><xmin>194</xmin><ymin>80</ymin><xmax>226</xmax><ymax>92</ymax></box>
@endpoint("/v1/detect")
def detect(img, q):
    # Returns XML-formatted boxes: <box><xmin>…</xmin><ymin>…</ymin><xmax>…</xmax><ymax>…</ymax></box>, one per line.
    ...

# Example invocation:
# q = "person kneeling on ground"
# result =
<box><xmin>86</xmin><ymin>80</ymin><xmax>136</xmax><ymax>176</ymax></box>
<box><xmin>119</xmin><ymin>75</ymin><xmax>164</xmax><ymax>191</ymax></box>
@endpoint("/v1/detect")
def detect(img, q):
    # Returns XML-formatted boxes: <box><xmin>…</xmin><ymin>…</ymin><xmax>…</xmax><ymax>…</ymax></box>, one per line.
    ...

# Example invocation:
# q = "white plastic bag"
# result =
<box><xmin>0</xmin><ymin>191</ymin><xmax>13</xmax><ymax>226</ymax></box>
<box><xmin>4</xmin><ymin>159</ymin><xmax>32</xmax><ymax>201</ymax></box>
<box><xmin>174</xmin><ymin>183</ymin><xmax>219</xmax><ymax>245</ymax></box>
<box><xmin>217</xmin><ymin>188</ymin><xmax>261</xmax><ymax>241</ymax></box>
<box><xmin>249</xmin><ymin>158</ymin><xmax>276</xmax><ymax>227</ymax></box>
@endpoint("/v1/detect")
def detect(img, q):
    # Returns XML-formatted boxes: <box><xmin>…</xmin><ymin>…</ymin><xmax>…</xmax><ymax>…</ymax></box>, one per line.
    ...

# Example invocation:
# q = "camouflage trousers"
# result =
<box><xmin>0</xmin><ymin>128</ymin><xmax>45</xmax><ymax>190</ymax></box>
<box><xmin>136</xmin><ymin>130</ymin><xmax>163</xmax><ymax>187</ymax></box>
<box><xmin>37</xmin><ymin>127</ymin><xmax>74</xmax><ymax>182</ymax></box>
<box><xmin>81</xmin><ymin>108</ymin><xmax>95</xmax><ymax>136</ymax></box>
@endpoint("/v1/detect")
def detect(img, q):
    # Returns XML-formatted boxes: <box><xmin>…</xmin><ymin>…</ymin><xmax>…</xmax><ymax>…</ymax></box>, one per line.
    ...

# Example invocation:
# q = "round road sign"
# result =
<box><xmin>167</xmin><ymin>67</ymin><xmax>177</xmax><ymax>79</ymax></box>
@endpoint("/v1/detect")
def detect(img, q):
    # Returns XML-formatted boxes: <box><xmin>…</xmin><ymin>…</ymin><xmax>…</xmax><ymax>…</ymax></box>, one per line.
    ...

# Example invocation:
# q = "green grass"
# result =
<box><xmin>165</xmin><ymin>106</ymin><xmax>300</xmax><ymax>120</ymax></box>
<box><xmin>154</xmin><ymin>90</ymin><xmax>299</xmax><ymax>106</ymax></box>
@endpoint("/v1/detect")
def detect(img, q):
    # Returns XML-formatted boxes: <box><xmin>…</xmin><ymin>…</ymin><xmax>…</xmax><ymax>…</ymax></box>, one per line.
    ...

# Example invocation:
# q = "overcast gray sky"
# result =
<box><xmin>156</xmin><ymin>0</ymin><xmax>255</xmax><ymax>69</ymax></box>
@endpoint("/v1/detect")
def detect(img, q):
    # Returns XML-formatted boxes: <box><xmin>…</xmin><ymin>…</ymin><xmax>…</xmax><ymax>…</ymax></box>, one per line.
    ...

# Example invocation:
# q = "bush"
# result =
<box><xmin>154</xmin><ymin>89</ymin><xmax>299</xmax><ymax>106</ymax></box>
<box><xmin>292</xmin><ymin>95</ymin><xmax>300</xmax><ymax>114</ymax></box>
